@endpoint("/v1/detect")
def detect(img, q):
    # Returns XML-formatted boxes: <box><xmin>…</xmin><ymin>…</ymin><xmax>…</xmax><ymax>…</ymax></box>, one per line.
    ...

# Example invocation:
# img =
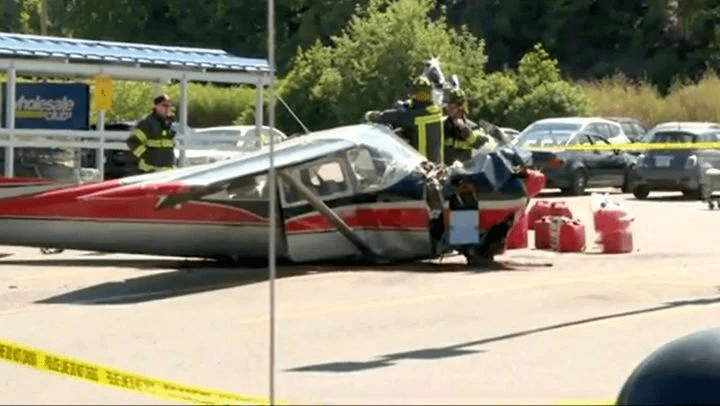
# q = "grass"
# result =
<box><xmin>579</xmin><ymin>69</ymin><xmax>720</xmax><ymax>128</ymax></box>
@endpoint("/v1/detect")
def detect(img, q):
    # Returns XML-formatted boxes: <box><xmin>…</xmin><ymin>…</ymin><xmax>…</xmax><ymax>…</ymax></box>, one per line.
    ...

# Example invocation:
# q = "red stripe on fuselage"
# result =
<box><xmin>0</xmin><ymin>180</ymin><xmax>266</xmax><ymax>225</ymax></box>
<box><xmin>0</xmin><ymin>176</ymin><xmax>58</xmax><ymax>186</ymax></box>
<box><xmin>285</xmin><ymin>207</ymin><xmax>430</xmax><ymax>234</ymax></box>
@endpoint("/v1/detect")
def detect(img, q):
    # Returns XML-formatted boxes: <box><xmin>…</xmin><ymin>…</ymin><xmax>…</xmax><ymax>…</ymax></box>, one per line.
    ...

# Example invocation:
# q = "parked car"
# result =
<box><xmin>514</xmin><ymin>117</ymin><xmax>633</xmax><ymax>147</ymax></box>
<box><xmin>630</xmin><ymin>122</ymin><xmax>720</xmax><ymax>200</ymax></box>
<box><xmin>514</xmin><ymin>118</ymin><xmax>638</xmax><ymax>195</ymax></box>
<box><xmin>637</xmin><ymin>121</ymin><xmax>720</xmax><ymax>143</ymax></box>
<box><xmin>604</xmin><ymin>116</ymin><xmax>648</xmax><ymax>143</ymax></box>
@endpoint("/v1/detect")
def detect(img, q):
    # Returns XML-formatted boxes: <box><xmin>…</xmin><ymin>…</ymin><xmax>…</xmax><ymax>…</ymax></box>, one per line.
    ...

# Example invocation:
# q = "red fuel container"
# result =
<box><xmin>552</xmin><ymin>218</ymin><xmax>585</xmax><ymax>253</ymax></box>
<box><xmin>550</xmin><ymin>201</ymin><xmax>573</xmax><ymax>219</ymax></box>
<box><xmin>598</xmin><ymin>230</ymin><xmax>633</xmax><ymax>254</ymax></box>
<box><xmin>507</xmin><ymin>209</ymin><xmax>529</xmax><ymax>249</ymax></box>
<box><xmin>528</xmin><ymin>200</ymin><xmax>552</xmax><ymax>230</ymax></box>
<box><xmin>594</xmin><ymin>208</ymin><xmax>632</xmax><ymax>234</ymax></box>
<box><xmin>533</xmin><ymin>216</ymin><xmax>553</xmax><ymax>249</ymax></box>
<box><xmin>524</xmin><ymin>170</ymin><xmax>546</xmax><ymax>198</ymax></box>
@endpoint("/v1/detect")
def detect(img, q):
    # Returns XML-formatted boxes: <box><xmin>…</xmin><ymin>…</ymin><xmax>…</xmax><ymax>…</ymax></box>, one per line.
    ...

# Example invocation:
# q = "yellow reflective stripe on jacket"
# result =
<box><xmin>139</xmin><ymin>160</ymin><xmax>173</xmax><ymax>172</ymax></box>
<box><xmin>414</xmin><ymin>111</ymin><xmax>443</xmax><ymax>158</ymax></box>
<box><xmin>447</xmin><ymin>137</ymin><xmax>473</xmax><ymax>150</ymax></box>
<box><xmin>146</xmin><ymin>139</ymin><xmax>175</xmax><ymax>148</ymax></box>
<box><xmin>131</xmin><ymin>128</ymin><xmax>148</xmax><ymax>143</ymax></box>
<box><xmin>468</xmin><ymin>128</ymin><xmax>488</xmax><ymax>148</ymax></box>
<box><xmin>451</xmin><ymin>129</ymin><xmax>488</xmax><ymax>148</ymax></box>
<box><xmin>132</xmin><ymin>144</ymin><xmax>147</xmax><ymax>158</ymax></box>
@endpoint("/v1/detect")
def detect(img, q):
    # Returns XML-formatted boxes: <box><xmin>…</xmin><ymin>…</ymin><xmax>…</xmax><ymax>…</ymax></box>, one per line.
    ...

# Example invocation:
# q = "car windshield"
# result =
<box><xmin>516</xmin><ymin>123</ymin><xmax>582</xmax><ymax>147</ymax></box>
<box><xmin>516</xmin><ymin>131</ymin><xmax>577</xmax><ymax>147</ymax></box>
<box><xmin>650</xmin><ymin>131</ymin><xmax>696</xmax><ymax>143</ymax></box>
<box><xmin>524</xmin><ymin>123</ymin><xmax>582</xmax><ymax>133</ymax></box>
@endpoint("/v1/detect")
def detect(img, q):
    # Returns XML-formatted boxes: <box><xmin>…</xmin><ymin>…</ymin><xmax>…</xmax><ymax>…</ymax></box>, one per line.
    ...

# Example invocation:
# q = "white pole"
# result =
<box><xmin>5</xmin><ymin>67</ymin><xmax>15</xmax><ymax>178</ymax></box>
<box><xmin>178</xmin><ymin>75</ymin><xmax>188</xmax><ymax>167</ymax></box>
<box><xmin>267</xmin><ymin>0</ymin><xmax>277</xmax><ymax>404</ymax></box>
<box><xmin>97</xmin><ymin>109</ymin><xmax>105</xmax><ymax>180</ymax></box>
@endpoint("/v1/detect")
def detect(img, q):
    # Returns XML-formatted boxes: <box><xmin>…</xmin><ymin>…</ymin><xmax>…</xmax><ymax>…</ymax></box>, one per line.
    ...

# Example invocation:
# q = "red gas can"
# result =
<box><xmin>550</xmin><ymin>201</ymin><xmax>573</xmax><ymax>219</ymax></box>
<box><xmin>533</xmin><ymin>216</ymin><xmax>553</xmax><ymax>249</ymax></box>
<box><xmin>551</xmin><ymin>217</ymin><xmax>585</xmax><ymax>253</ymax></box>
<box><xmin>523</xmin><ymin>170</ymin><xmax>546</xmax><ymax>198</ymax></box>
<box><xmin>594</xmin><ymin>208</ymin><xmax>632</xmax><ymax>234</ymax></box>
<box><xmin>528</xmin><ymin>200</ymin><xmax>552</xmax><ymax>230</ymax></box>
<box><xmin>506</xmin><ymin>209</ymin><xmax>529</xmax><ymax>249</ymax></box>
<box><xmin>598</xmin><ymin>230</ymin><xmax>633</xmax><ymax>254</ymax></box>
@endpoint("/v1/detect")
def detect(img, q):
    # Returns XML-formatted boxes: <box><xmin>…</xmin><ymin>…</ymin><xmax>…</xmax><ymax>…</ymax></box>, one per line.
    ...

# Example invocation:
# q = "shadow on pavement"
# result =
<box><xmin>0</xmin><ymin>257</ymin><xmax>207</xmax><ymax>270</ymax></box>
<box><xmin>287</xmin><ymin>293</ymin><xmax>720</xmax><ymax>373</ymax></box>
<box><xmin>35</xmin><ymin>265</ymin><xmax>307</xmax><ymax>305</ymax></box>
<box><xmin>32</xmin><ymin>256</ymin><xmax>552</xmax><ymax>305</ymax></box>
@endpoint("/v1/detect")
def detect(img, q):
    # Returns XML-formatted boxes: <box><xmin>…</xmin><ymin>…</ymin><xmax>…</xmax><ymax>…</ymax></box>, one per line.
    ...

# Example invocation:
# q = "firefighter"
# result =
<box><xmin>443</xmin><ymin>88</ymin><xmax>489</xmax><ymax>165</ymax></box>
<box><xmin>126</xmin><ymin>94</ymin><xmax>176</xmax><ymax>173</ymax></box>
<box><xmin>364</xmin><ymin>76</ymin><xmax>445</xmax><ymax>164</ymax></box>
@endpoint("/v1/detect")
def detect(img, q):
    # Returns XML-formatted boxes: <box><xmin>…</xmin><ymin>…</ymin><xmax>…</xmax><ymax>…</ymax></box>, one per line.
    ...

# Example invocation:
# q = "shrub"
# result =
<box><xmin>505</xmin><ymin>81</ymin><xmax>593</xmax><ymax>129</ymax></box>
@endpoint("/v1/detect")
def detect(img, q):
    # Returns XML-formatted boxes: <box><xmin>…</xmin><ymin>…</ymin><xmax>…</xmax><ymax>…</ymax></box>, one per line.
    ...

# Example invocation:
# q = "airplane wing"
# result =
<box><xmin>80</xmin><ymin>130</ymin><xmax>358</xmax><ymax>205</ymax></box>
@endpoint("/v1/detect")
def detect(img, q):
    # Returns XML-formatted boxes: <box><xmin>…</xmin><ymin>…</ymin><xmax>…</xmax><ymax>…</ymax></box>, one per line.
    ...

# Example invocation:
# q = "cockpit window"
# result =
<box><xmin>281</xmin><ymin>159</ymin><xmax>351</xmax><ymax>205</ymax></box>
<box><xmin>348</xmin><ymin>147</ymin><xmax>383</xmax><ymax>190</ymax></box>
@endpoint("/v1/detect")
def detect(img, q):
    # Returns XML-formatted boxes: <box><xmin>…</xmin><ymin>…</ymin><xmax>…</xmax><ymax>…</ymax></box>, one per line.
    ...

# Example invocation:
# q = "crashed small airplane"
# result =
<box><xmin>0</xmin><ymin>123</ymin><xmax>536</xmax><ymax>265</ymax></box>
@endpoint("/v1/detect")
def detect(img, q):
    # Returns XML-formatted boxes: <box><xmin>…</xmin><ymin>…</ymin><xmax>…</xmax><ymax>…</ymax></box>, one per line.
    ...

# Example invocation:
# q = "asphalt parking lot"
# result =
<box><xmin>1</xmin><ymin>188</ymin><xmax>720</xmax><ymax>405</ymax></box>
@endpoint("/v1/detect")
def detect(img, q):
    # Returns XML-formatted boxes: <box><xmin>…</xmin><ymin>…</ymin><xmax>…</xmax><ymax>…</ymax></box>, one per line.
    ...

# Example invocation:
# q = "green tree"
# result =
<box><xmin>45</xmin><ymin>0</ymin><xmax>366</xmax><ymax>75</ymax></box>
<box><xmin>0</xmin><ymin>0</ymin><xmax>43</xmax><ymax>34</ymax></box>
<box><xmin>277</xmin><ymin>0</ymin><xmax>487</xmax><ymax>133</ymax></box>
<box><xmin>0</xmin><ymin>0</ymin><xmax>22</xmax><ymax>32</ymax></box>
<box><xmin>469</xmin><ymin>43</ymin><xmax>592</xmax><ymax>129</ymax></box>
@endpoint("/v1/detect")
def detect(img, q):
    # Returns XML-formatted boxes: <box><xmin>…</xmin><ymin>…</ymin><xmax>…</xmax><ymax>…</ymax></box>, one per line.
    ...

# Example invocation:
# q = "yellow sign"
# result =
<box><xmin>94</xmin><ymin>75</ymin><xmax>113</xmax><ymax>111</ymax></box>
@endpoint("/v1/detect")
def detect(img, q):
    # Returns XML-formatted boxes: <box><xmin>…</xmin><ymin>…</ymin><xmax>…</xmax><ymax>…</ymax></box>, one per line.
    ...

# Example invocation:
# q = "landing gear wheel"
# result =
<box><xmin>462</xmin><ymin>249</ymin><xmax>494</xmax><ymax>267</ymax></box>
<box><xmin>682</xmin><ymin>189</ymin><xmax>701</xmax><ymax>200</ymax></box>
<box><xmin>699</xmin><ymin>184</ymin><xmax>710</xmax><ymax>202</ymax></box>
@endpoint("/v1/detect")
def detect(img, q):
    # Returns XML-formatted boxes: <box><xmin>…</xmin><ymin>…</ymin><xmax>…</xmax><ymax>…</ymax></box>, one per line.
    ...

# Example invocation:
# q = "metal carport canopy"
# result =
<box><xmin>0</xmin><ymin>32</ymin><xmax>273</xmax><ymax>178</ymax></box>
<box><xmin>0</xmin><ymin>32</ymin><xmax>272</xmax><ymax>84</ymax></box>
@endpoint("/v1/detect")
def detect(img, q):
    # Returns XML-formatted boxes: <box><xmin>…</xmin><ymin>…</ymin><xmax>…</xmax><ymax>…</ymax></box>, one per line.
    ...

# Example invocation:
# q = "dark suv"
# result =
<box><xmin>631</xmin><ymin>122</ymin><xmax>720</xmax><ymax>199</ymax></box>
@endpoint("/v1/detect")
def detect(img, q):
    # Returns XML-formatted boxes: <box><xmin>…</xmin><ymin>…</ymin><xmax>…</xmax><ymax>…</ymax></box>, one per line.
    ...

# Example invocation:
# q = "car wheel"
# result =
<box><xmin>622</xmin><ymin>166</ymin><xmax>635</xmax><ymax>193</ymax></box>
<box><xmin>569</xmin><ymin>170</ymin><xmax>586</xmax><ymax>196</ymax></box>
<box><xmin>682</xmin><ymin>189</ymin><xmax>701</xmax><ymax>200</ymax></box>
<box><xmin>633</xmin><ymin>185</ymin><xmax>650</xmax><ymax>200</ymax></box>
<box><xmin>698</xmin><ymin>184</ymin><xmax>710</xmax><ymax>201</ymax></box>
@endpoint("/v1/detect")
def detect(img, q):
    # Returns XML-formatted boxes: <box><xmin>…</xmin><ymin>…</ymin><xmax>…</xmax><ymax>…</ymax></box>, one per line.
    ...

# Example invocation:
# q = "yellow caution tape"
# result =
<box><xmin>0</xmin><ymin>338</ymin><xmax>284</xmax><ymax>405</ymax></box>
<box><xmin>528</xmin><ymin>141</ymin><xmax>720</xmax><ymax>152</ymax></box>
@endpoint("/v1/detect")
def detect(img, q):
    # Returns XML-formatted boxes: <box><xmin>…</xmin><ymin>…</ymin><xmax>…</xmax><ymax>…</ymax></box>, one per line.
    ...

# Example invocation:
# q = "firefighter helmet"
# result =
<box><xmin>616</xmin><ymin>328</ymin><xmax>720</xmax><ymax>405</ymax></box>
<box><xmin>411</xmin><ymin>76</ymin><xmax>433</xmax><ymax>103</ymax></box>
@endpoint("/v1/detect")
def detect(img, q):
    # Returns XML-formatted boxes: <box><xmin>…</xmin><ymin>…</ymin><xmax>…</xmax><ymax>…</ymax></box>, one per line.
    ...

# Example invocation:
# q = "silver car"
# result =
<box><xmin>631</xmin><ymin>122</ymin><xmax>720</xmax><ymax>199</ymax></box>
